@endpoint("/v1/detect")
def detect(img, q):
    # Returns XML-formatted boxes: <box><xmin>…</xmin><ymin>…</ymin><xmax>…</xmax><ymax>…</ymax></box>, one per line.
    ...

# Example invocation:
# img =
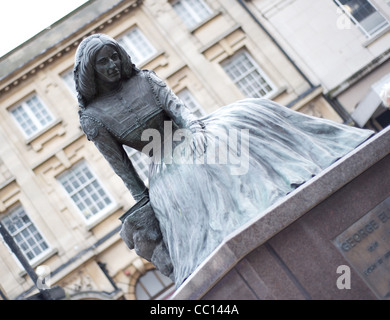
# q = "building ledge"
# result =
<box><xmin>0</xmin><ymin>0</ymin><xmax>143</xmax><ymax>96</ymax></box>
<box><xmin>327</xmin><ymin>48</ymin><xmax>390</xmax><ymax>98</ymax></box>
<box><xmin>363</xmin><ymin>25</ymin><xmax>390</xmax><ymax>48</ymax></box>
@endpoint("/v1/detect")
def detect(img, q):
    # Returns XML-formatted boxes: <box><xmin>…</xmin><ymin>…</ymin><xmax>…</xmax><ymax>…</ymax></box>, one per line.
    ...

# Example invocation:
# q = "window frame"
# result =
<box><xmin>171</xmin><ymin>0</ymin><xmax>214</xmax><ymax>29</ymax></box>
<box><xmin>334</xmin><ymin>0</ymin><xmax>390</xmax><ymax>38</ymax></box>
<box><xmin>61</xmin><ymin>69</ymin><xmax>77</xmax><ymax>99</ymax></box>
<box><xmin>124</xmin><ymin>147</ymin><xmax>150</xmax><ymax>184</ymax></box>
<box><xmin>176</xmin><ymin>88</ymin><xmax>207</xmax><ymax>118</ymax></box>
<box><xmin>135</xmin><ymin>269</ymin><xmax>174</xmax><ymax>300</ymax></box>
<box><xmin>9</xmin><ymin>94</ymin><xmax>56</xmax><ymax>140</ymax></box>
<box><xmin>116</xmin><ymin>26</ymin><xmax>157</xmax><ymax>66</ymax></box>
<box><xmin>57</xmin><ymin>161</ymin><xmax>117</xmax><ymax>225</ymax></box>
<box><xmin>1</xmin><ymin>205</ymin><xmax>51</xmax><ymax>265</ymax></box>
<box><xmin>221</xmin><ymin>49</ymin><xmax>277</xmax><ymax>99</ymax></box>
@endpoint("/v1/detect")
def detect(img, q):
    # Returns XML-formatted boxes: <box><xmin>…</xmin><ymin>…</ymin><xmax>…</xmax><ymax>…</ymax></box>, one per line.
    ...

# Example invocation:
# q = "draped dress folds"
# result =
<box><xmin>79</xmin><ymin>69</ymin><xmax>374</xmax><ymax>287</ymax></box>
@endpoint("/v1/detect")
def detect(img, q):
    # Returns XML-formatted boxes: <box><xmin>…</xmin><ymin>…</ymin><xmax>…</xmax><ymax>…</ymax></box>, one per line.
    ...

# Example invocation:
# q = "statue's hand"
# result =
<box><xmin>189</xmin><ymin>121</ymin><xmax>207</xmax><ymax>158</ymax></box>
<box><xmin>192</xmin><ymin>131</ymin><xmax>207</xmax><ymax>158</ymax></box>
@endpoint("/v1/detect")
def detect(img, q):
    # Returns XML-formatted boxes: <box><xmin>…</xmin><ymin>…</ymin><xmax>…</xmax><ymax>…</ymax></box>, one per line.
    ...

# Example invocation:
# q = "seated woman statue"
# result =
<box><xmin>73</xmin><ymin>34</ymin><xmax>374</xmax><ymax>287</ymax></box>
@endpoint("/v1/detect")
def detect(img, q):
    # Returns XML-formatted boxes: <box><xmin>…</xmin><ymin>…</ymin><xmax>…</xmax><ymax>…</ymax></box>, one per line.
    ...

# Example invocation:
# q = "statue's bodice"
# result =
<box><xmin>80</xmin><ymin>70</ymin><xmax>170</xmax><ymax>152</ymax></box>
<box><xmin>78</xmin><ymin>69</ymin><xmax>197</xmax><ymax>201</ymax></box>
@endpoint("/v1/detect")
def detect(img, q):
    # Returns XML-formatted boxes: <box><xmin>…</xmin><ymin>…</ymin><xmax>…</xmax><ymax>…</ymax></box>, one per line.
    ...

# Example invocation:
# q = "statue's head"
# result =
<box><xmin>74</xmin><ymin>34</ymin><xmax>137</xmax><ymax>108</ymax></box>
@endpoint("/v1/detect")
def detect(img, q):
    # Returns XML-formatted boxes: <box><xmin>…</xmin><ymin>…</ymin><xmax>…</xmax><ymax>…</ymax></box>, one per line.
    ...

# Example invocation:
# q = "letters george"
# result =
<box><xmin>340</xmin><ymin>219</ymin><xmax>379</xmax><ymax>252</ymax></box>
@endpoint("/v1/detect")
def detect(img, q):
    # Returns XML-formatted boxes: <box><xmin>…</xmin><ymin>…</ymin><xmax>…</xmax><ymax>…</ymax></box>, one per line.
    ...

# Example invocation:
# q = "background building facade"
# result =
<box><xmin>0</xmin><ymin>0</ymin><xmax>388</xmax><ymax>300</ymax></box>
<box><xmin>243</xmin><ymin>0</ymin><xmax>390</xmax><ymax>129</ymax></box>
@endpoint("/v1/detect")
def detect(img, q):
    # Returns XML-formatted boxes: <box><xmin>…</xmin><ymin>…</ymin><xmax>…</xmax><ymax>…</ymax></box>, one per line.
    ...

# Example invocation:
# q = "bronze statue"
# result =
<box><xmin>74</xmin><ymin>34</ymin><xmax>374</xmax><ymax>287</ymax></box>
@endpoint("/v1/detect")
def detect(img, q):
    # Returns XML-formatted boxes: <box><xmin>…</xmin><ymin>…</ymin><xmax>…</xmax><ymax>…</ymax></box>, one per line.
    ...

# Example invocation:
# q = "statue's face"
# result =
<box><xmin>94</xmin><ymin>45</ymin><xmax>121</xmax><ymax>83</ymax></box>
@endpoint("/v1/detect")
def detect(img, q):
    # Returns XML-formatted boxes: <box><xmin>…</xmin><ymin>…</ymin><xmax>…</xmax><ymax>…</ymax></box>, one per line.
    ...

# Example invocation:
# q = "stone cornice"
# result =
<box><xmin>0</xmin><ymin>0</ymin><xmax>143</xmax><ymax>97</ymax></box>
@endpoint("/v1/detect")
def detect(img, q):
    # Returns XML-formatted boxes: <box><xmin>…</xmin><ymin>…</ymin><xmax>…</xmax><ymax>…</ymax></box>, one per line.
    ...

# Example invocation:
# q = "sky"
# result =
<box><xmin>0</xmin><ymin>0</ymin><xmax>89</xmax><ymax>57</ymax></box>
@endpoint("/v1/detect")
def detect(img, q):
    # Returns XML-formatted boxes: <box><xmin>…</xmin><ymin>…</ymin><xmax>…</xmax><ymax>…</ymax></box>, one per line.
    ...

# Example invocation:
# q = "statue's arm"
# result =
<box><xmin>80</xmin><ymin>115</ymin><xmax>148</xmax><ymax>201</ymax></box>
<box><xmin>147</xmin><ymin>71</ymin><xmax>204</xmax><ymax>131</ymax></box>
<box><xmin>147</xmin><ymin>71</ymin><xmax>207</xmax><ymax>157</ymax></box>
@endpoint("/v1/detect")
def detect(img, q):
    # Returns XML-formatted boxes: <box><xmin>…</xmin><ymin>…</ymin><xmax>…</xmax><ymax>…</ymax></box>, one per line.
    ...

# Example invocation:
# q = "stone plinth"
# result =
<box><xmin>171</xmin><ymin>126</ymin><xmax>390</xmax><ymax>300</ymax></box>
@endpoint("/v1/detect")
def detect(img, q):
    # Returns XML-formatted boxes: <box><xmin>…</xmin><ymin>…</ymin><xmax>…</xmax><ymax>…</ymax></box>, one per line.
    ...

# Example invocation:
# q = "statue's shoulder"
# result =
<box><xmin>78</xmin><ymin>109</ymin><xmax>103</xmax><ymax>141</ymax></box>
<box><xmin>142</xmin><ymin>69</ymin><xmax>166</xmax><ymax>87</ymax></box>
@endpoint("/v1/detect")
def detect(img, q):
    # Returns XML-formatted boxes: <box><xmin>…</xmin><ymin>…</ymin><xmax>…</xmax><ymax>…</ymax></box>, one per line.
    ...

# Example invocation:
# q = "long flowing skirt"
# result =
<box><xmin>148</xmin><ymin>98</ymin><xmax>374</xmax><ymax>286</ymax></box>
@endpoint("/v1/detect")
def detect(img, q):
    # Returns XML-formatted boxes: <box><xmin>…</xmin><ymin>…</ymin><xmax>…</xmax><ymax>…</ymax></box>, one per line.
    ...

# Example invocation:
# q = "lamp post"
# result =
<box><xmin>0</xmin><ymin>221</ymin><xmax>65</xmax><ymax>300</ymax></box>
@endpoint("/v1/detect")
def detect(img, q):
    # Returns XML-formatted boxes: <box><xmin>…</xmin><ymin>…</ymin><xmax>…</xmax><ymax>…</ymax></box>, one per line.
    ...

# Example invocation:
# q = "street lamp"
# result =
<box><xmin>0</xmin><ymin>221</ymin><xmax>65</xmax><ymax>300</ymax></box>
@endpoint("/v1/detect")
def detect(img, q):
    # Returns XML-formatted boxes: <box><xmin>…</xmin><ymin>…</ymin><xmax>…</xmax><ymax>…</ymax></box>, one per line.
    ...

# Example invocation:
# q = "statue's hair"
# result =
<box><xmin>73</xmin><ymin>34</ymin><xmax>139</xmax><ymax>108</ymax></box>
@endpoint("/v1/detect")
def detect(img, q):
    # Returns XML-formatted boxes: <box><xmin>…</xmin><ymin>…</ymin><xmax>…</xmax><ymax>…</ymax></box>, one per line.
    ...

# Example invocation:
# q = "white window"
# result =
<box><xmin>117</xmin><ymin>27</ymin><xmax>157</xmax><ymax>66</ymax></box>
<box><xmin>334</xmin><ymin>0</ymin><xmax>390</xmax><ymax>37</ymax></box>
<box><xmin>58</xmin><ymin>161</ymin><xmax>115</xmax><ymax>222</ymax></box>
<box><xmin>61</xmin><ymin>69</ymin><xmax>77</xmax><ymax>98</ymax></box>
<box><xmin>172</xmin><ymin>0</ymin><xmax>213</xmax><ymax>29</ymax></box>
<box><xmin>136</xmin><ymin>269</ymin><xmax>174</xmax><ymax>300</ymax></box>
<box><xmin>177</xmin><ymin>88</ymin><xmax>206</xmax><ymax>118</ymax></box>
<box><xmin>222</xmin><ymin>50</ymin><xmax>276</xmax><ymax>99</ymax></box>
<box><xmin>10</xmin><ymin>95</ymin><xmax>55</xmax><ymax>139</ymax></box>
<box><xmin>124</xmin><ymin>147</ymin><xmax>150</xmax><ymax>184</ymax></box>
<box><xmin>1</xmin><ymin>206</ymin><xmax>50</xmax><ymax>264</ymax></box>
